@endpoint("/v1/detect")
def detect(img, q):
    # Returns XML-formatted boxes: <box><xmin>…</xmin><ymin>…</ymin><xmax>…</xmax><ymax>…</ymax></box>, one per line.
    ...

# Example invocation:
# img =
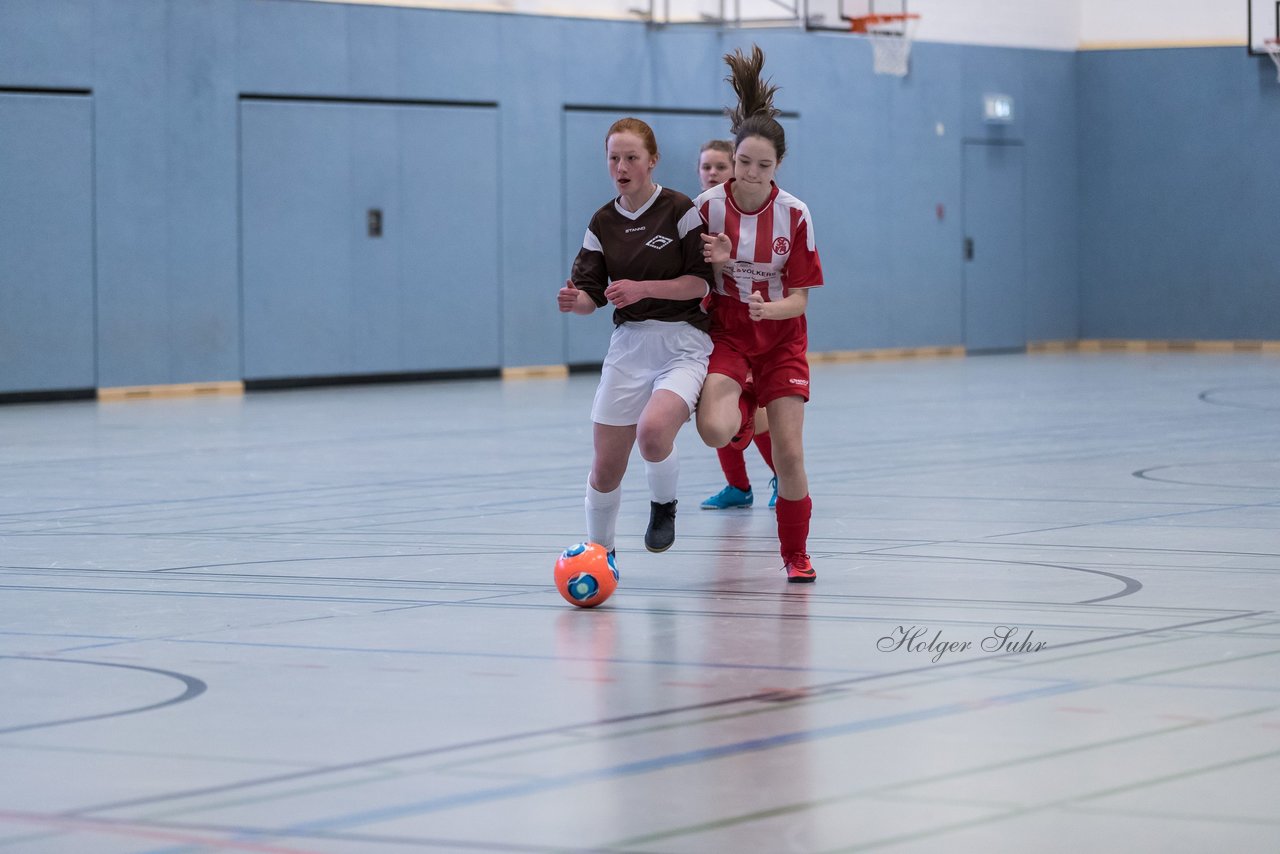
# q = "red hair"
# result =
<box><xmin>606</xmin><ymin>117</ymin><xmax>659</xmax><ymax>158</ymax></box>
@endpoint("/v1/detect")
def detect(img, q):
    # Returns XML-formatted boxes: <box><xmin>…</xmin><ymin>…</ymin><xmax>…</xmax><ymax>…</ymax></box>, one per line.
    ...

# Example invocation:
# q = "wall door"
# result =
<box><xmin>962</xmin><ymin>141</ymin><xmax>1026</xmax><ymax>353</ymax></box>
<box><xmin>0</xmin><ymin>93</ymin><xmax>95</xmax><ymax>393</ymax></box>
<box><xmin>241</xmin><ymin>100</ymin><xmax>500</xmax><ymax>380</ymax></box>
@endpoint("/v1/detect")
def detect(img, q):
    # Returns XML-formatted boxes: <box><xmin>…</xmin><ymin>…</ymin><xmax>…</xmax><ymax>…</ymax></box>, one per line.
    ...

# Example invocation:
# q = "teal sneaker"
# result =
<box><xmin>607</xmin><ymin>549</ymin><xmax>619</xmax><ymax>581</ymax></box>
<box><xmin>701</xmin><ymin>485</ymin><xmax>753</xmax><ymax>510</ymax></box>
<box><xmin>768</xmin><ymin>476</ymin><xmax>778</xmax><ymax>510</ymax></box>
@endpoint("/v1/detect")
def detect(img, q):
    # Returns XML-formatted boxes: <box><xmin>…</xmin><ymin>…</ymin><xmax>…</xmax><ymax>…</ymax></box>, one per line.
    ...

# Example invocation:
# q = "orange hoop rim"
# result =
<box><xmin>847</xmin><ymin>13</ymin><xmax>920</xmax><ymax>34</ymax></box>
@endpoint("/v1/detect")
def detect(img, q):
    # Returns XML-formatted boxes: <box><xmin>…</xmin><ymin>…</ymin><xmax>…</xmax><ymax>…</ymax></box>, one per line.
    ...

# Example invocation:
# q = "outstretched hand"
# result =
<box><xmin>701</xmin><ymin>232</ymin><xmax>731</xmax><ymax>265</ymax></box>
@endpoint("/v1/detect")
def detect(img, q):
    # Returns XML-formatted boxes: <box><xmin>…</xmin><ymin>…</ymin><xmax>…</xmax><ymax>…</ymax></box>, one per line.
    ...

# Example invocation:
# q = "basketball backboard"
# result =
<box><xmin>1249</xmin><ymin>0</ymin><xmax>1278</xmax><ymax>54</ymax></box>
<box><xmin>636</xmin><ymin>0</ymin><xmax>908</xmax><ymax>31</ymax></box>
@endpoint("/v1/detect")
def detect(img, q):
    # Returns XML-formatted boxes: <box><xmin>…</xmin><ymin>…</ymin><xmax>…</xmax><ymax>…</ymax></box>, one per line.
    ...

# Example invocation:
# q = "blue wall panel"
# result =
<box><xmin>396</xmin><ymin>105</ymin><xmax>501</xmax><ymax>371</ymax></box>
<box><xmin>0</xmin><ymin>94</ymin><xmax>95</xmax><ymax>393</ymax></box>
<box><xmin>498</xmin><ymin>14</ymin><xmax>566</xmax><ymax>369</ymax></box>
<box><xmin>1079</xmin><ymin>48</ymin><xmax>1280</xmax><ymax>339</ymax></box>
<box><xmin>1023</xmin><ymin>48</ymin><xmax>1079</xmax><ymax>342</ymax></box>
<box><xmin>165</xmin><ymin>0</ymin><xmax>242</xmax><ymax>384</ymax></box>
<box><xmin>0</xmin><ymin>0</ymin><xmax>1125</xmax><ymax>395</ymax></box>
<box><xmin>237</xmin><ymin>0</ymin><xmax>502</xmax><ymax>102</ymax></box>
<box><xmin>241</xmin><ymin>101</ymin><xmax>356</xmax><ymax>378</ymax></box>
<box><xmin>963</xmin><ymin>142</ymin><xmax>1027</xmax><ymax>351</ymax></box>
<box><xmin>92</xmin><ymin>0</ymin><xmax>240</xmax><ymax>387</ymax></box>
<box><xmin>862</xmin><ymin>42</ymin><xmax>967</xmax><ymax>349</ymax></box>
<box><xmin>241</xmin><ymin>100</ymin><xmax>500</xmax><ymax>380</ymax></box>
<box><xmin>0</xmin><ymin>0</ymin><xmax>93</xmax><ymax>88</ymax></box>
<box><xmin>92</xmin><ymin>1</ymin><xmax>171</xmax><ymax>387</ymax></box>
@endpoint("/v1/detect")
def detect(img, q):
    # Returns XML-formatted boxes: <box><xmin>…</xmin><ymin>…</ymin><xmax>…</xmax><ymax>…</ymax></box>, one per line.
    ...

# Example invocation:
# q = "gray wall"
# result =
<box><xmin>1</xmin><ymin>0</ymin><xmax>1083</xmax><ymax>394</ymax></box>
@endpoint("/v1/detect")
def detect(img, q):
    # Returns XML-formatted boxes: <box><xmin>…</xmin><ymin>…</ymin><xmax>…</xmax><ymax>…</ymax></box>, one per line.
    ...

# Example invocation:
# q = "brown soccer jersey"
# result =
<box><xmin>570</xmin><ymin>186</ymin><xmax>713</xmax><ymax>332</ymax></box>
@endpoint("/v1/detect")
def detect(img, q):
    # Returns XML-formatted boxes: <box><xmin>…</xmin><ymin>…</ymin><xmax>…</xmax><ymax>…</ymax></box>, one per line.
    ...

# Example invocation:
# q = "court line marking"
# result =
<box><xmin>0</xmin><ymin>656</ymin><xmax>205</xmax><ymax>736</ymax></box>
<box><xmin>62</xmin><ymin>610</ymin><xmax>1262</xmax><ymax>818</ymax></box>
<box><xmin>611</xmin><ymin>703</ymin><xmax>1280</xmax><ymax>847</ymax></box>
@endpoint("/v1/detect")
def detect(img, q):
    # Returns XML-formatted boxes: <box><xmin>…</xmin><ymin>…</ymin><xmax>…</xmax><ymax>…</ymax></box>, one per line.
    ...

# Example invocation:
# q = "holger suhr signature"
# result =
<box><xmin>878</xmin><ymin>625</ymin><xmax>1047</xmax><ymax>663</ymax></box>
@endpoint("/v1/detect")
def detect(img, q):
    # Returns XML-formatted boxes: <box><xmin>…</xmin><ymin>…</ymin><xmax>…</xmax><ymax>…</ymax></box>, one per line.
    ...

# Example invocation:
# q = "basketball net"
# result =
<box><xmin>1267</xmin><ymin>40</ymin><xmax>1280</xmax><ymax>83</ymax></box>
<box><xmin>852</xmin><ymin>14</ymin><xmax>920</xmax><ymax>78</ymax></box>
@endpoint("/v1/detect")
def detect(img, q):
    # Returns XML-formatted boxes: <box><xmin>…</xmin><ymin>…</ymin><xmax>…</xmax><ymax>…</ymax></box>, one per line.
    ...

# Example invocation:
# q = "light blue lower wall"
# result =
<box><xmin>1078</xmin><ymin>47</ymin><xmax>1280</xmax><ymax>339</ymax></box>
<box><xmin>0</xmin><ymin>0</ymin><xmax>1083</xmax><ymax>394</ymax></box>
<box><xmin>0</xmin><ymin>92</ymin><xmax>95</xmax><ymax>391</ymax></box>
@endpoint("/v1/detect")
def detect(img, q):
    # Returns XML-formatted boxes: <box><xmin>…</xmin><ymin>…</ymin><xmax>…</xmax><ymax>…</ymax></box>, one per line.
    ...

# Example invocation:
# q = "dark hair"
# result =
<box><xmin>605</xmin><ymin>117</ymin><xmax>659</xmax><ymax>159</ymax></box>
<box><xmin>700</xmin><ymin>139</ymin><xmax>733</xmax><ymax>157</ymax></box>
<box><xmin>723</xmin><ymin>45</ymin><xmax>786</xmax><ymax>162</ymax></box>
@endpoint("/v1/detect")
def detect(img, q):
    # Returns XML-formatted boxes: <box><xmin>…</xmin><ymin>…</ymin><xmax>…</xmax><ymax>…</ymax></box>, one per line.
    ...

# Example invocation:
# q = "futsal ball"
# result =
<box><xmin>554</xmin><ymin>542</ymin><xmax>618</xmax><ymax>608</ymax></box>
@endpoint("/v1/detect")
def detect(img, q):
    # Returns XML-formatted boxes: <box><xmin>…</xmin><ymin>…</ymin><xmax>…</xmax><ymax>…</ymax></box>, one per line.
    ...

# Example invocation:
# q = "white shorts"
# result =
<box><xmin>590</xmin><ymin>320</ymin><xmax>712</xmax><ymax>427</ymax></box>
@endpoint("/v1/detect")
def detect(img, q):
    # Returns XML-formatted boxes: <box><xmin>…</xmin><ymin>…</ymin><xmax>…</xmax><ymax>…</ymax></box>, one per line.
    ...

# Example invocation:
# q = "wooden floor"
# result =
<box><xmin>1</xmin><ymin>352</ymin><xmax>1278</xmax><ymax>853</ymax></box>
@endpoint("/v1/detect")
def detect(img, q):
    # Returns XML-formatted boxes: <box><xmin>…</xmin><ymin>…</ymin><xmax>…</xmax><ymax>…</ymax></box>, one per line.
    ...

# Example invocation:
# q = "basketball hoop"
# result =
<box><xmin>849</xmin><ymin>13</ymin><xmax>920</xmax><ymax>78</ymax></box>
<box><xmin>1266</xmin><ymin>39</ymin><xmax>1280</xmax><ymax>82</ymax></box>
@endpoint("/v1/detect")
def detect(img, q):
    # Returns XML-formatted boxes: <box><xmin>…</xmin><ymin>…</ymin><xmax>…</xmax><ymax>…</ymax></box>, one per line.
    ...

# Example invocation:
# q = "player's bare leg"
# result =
<box><xmin>589</xmin><ymin>423</ymin><xmax>637</xmax><ymax>493</ymax></box>
<box><xmin>764</xmin><ymin>396</ymin><xmax>806</xmax><ymax>500</ymax></box>
<box><xmin>696</xmin><ymin>373</ymin><xmax>745</xmax><ymax>449</ymax></box>
<box><xmin>754</xmin><ymin>405</ymin><xmax>770</xmax><ymax>436</ymax></box>
<box><xmin>635</xmin><ymin>389</ymin><xmax>687</xmax><ymax>464</ymax></box>
<box><xmin>703</xmin><ymin>401</ymin><xmax>771</xmax><ymax>509</ymax></box>
<box><xmin>638</xmin><ymin>389</ymin><xmax>689</xmax><ymax>552</ymax></box>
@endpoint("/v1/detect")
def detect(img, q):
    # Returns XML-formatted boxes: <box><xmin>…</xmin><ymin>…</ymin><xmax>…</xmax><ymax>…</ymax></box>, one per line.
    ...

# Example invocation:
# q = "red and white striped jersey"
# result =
<box><xmin>696</xmin><ymin>179</ymin><xmax>823</xmax><ymax>308</ymax></box>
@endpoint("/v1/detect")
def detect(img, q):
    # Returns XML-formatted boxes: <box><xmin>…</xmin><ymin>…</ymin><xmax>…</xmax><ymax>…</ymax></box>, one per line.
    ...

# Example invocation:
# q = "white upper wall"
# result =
<box><xmin>1079</xmin><ymin>0</ymin><xmax>1245</xmax><ymax>49</ymax></box>
<box><xmin>298</xmin><ymin>1</ymin><xmax>1253</xmax><ymax>51</ymax></box>
<box><xmin>906</xmin><ymin>1</ymin><xmax>1080</xmax><ymax>50</ymax></box>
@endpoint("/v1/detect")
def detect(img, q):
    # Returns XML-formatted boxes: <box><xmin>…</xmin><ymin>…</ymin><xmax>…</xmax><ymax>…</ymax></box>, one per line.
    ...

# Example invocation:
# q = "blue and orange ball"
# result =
<box><xmin>554</xmin><ymin>542</ymin><xmax>618</xmax><ymax>608</ymax></box>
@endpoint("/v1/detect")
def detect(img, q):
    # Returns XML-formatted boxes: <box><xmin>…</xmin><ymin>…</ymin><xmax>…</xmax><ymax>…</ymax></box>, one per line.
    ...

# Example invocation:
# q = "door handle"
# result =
<box><xmin>964</xmin><ymin>237</ymin><xmax>974</xmax><ymax>260</ymax></box>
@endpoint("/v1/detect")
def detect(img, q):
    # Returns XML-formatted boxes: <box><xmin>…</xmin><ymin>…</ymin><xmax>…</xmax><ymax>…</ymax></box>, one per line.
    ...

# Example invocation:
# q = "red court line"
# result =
<box><xmin>0</xmin><ymin>810</ymin><xmax>322</xmax><ymax>854</ymax></box>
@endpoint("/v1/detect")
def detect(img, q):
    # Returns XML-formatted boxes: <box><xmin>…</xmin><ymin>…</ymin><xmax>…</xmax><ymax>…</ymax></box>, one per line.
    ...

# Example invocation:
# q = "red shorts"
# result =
<box><xmin>707</xmin><ymin>297</ymin><xmax>810</xmax><ymax>406</ymax></box>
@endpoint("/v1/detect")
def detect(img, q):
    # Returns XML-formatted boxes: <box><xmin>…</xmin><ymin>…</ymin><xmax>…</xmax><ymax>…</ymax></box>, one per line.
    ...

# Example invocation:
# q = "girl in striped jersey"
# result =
<box><xmin>696</xmin><ymin>46</ymin><xmax>824</xmax><ymax>583</ymax></box>
<box><xmin>696</xmin><ymin>139</ymin><xmax>779</xmax><ymax>513</ymax></box>
<box><xmin>559</xmin><ymin>118</ymin><xmax>715</xmax><ymax>571</ymax></box>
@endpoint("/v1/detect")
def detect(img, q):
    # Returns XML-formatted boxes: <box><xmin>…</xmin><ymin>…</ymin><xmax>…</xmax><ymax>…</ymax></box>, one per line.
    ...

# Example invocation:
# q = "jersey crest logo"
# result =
<box><xmin>773</xmin><ymin>236</ymin><xmax>791</xmax><ymax>255</ymax></box>
<box><xmin>645</xmin><ymin>234</ymin><xmax>673</xmax><ymax>250</ymax></box>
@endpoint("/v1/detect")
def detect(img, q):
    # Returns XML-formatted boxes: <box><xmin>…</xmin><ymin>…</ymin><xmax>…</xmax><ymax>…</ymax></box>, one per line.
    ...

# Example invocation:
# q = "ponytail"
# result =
<box><xmin>723</xmin><ymin>45</ymin><xmax>786</xmax><ymax>161</ymax></box>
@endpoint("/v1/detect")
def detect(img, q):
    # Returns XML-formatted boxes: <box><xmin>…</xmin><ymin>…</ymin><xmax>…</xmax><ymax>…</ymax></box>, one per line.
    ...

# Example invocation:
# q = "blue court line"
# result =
<box><xmin>165</xmin><ymin>637</ymin><xmax>871</xmax><ymax>675</ymax></box>
<box><xmin>134</xmin><ymin>681</ymin><xmax>1079</xmax><ymax>854</ymax></box>
<box><xmin>0</xmin><ymin>630</ymin><xmax>132</xmax><ymax>641</ymax></box>
<box><xmin>291</xmin><ymin>682</ymin><xmax>1082</xmax><ymax>831</ymax></box>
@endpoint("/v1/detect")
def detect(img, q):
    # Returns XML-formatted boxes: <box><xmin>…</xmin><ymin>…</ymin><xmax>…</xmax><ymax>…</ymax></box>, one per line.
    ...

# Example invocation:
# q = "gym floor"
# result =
<box><xmin>2</xmin><ymin>352</ymin><xmax>1278</xmax><ymax>853</ymax></box>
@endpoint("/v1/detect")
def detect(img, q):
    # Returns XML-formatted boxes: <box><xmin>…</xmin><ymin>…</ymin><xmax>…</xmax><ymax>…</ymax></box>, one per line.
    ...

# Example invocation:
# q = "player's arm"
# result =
<box><xmin>747</xmin><ymin>287</ymin><xmax>810</xmax><ymax>321</ymax></box>
<box><xmin>605</xmin><ymin>275</ymin><xmax>707</xmax><ymax>308</ymax></box>
<box><xmin>748</xmin><ymin>213</ymin><xmax>822</xmax><ymax>321</ymax></box>
<box><xmin>565</xmin><ymin>224</ymin><xmax>610</xmax><ymax>314</ymax></box>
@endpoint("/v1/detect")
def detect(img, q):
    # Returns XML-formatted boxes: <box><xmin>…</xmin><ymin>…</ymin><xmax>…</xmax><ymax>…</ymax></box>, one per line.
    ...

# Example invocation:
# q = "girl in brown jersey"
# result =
<box><xmin>558</xmin><ymin>118</ymin><xmax>715</xmax><ymax>572</ymax></box>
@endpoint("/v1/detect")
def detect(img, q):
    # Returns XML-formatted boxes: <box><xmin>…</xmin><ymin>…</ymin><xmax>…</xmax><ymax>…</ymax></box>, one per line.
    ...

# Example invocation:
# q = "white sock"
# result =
<box><xmin>585</xmin><ymin>481</ymin><xmax>621</xmax><ymax>552</ymax></box>
<box><xmin>644</xmin><ymin>447</ymin><xmax>679</xmax><ymax>504</ymax></box>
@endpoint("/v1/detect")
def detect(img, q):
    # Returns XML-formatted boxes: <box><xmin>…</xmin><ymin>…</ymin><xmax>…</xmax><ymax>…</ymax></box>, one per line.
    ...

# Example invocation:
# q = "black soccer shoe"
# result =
<box><xmin>645</xmin><ymin>500</ymin><xmax>678</xmax><ymax>553</ymax></box>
